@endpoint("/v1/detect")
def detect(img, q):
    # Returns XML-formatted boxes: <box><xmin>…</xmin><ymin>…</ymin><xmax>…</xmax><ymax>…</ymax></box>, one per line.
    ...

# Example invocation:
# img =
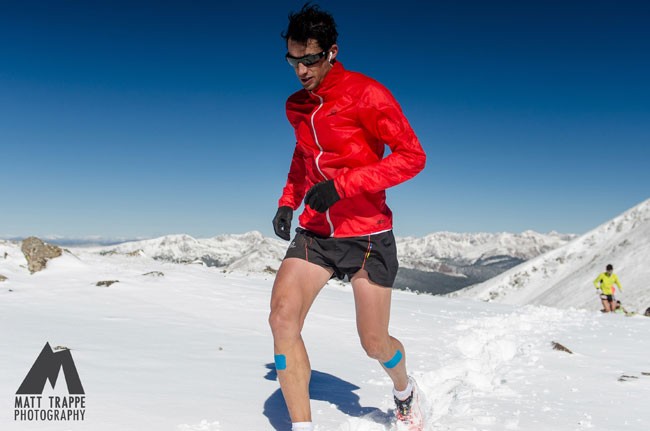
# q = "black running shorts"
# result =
<box><xmin>600</xmin><ymin>294</ymin><xmax>613</xmax><ymax>301</ymax></box>
<box><xmin>283</xmin><ymin>228</ymin><xmax>399</xmax><ymax>287</ymax></box>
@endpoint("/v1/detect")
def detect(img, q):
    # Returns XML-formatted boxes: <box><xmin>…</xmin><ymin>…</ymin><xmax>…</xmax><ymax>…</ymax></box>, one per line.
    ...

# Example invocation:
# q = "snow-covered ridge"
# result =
<box><xmin>100</xmin><ymin>231</ymin><xmax>287</xmax><ymax>273</ymax></box>
<box><xmin>92</xmin><ymin>230</ymin><xmax>572</xmax><ymax>278</ymax></box>
<box><xmin>452</xmin><ymin>198</ymin><xmax>650</xmax><ymax>312</ymax></box>
<box><xmin>396</xmin><ymin>230</ymin><xmax>574</xmax><ymax>272</ymax></box>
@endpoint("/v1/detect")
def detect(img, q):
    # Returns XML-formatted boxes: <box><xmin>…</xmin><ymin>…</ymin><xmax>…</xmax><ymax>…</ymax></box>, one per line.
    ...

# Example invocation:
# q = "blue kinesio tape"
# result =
<box><xmin>382</xmin><ymin>349</ymin><xmax>403</xmax><ymax>369</ymax></box>
<box><xmin>274</xmin><ymin>354</ymin><xmax>287</xmax><ymax>370</ymax></box>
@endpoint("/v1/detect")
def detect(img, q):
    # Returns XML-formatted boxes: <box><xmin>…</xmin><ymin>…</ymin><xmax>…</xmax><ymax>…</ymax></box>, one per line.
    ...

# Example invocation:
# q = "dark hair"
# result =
<box><xmin>282</xmin><ymin>3</ymin><xmax>338</xmax><ymax>52</ymax></box>
<box><xmin>606</xmin><ymin>264</ymin><xmax>613</xmax><ymax>271</ymax></box>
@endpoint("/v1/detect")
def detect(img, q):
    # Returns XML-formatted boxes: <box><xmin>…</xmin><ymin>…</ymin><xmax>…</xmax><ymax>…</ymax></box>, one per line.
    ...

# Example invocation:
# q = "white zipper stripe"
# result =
<box><xmin>309</xmin><ymin>92</ymin><xmax>335</xmax><ymax>236</ymax></box>
<box><xmin>324</xmin><ymin>209</ymin><xmax>334</xmax><ymax>237</ymax></box>
<box><xmin>310</xmin><ymin>93</ymin><xmax>327</xmax><ymax>181</ymax></box>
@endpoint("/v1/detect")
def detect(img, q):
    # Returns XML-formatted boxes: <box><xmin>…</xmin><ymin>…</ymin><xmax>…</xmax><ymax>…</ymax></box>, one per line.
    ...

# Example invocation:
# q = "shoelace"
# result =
<box><xmin>394</xmin><ymin>392</ymin><xmax>414</xmax><ymax>421</ymax></box>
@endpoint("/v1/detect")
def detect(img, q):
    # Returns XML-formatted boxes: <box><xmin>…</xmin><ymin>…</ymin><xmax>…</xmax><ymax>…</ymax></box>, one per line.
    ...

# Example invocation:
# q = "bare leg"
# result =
<box><xmin>351</xmin><ymin>269</ymin><xmax>409</xmax><ymax>392</ymax></box>
<box><xmin>603</xmin><ymin>297</ymin><xmax>613</xmax><ymax>312</ymax></box>
<box><xmin>601</xmin><ymin>298</ymin><xmax>610</xmax><ymax>312</ymax></box>
<box><xmin>608</xmin><ymin>298</ymin><xmax>616</xmax><ymax>313</ymax></box>
<box><xmin>269</xmin><ymin>258</ymin><xmax>333</xmax><ymax>423</ymax></box>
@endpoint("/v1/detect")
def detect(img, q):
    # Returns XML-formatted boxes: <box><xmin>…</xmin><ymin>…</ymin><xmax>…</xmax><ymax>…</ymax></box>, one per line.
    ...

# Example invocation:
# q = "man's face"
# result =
<box><xmin>287</xmin><ymin>38</ymin><xmax>337</xmax><ymax>91</ymax></box>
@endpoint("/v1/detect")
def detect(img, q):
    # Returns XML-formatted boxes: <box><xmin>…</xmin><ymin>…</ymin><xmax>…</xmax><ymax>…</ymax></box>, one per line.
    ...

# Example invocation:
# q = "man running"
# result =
<box><xmin>594</xmin><ymin>264</ymin><xmax>622</xmax><ymax>312</ymax></box>
<box><xmin>269</xmin><ymin>4</ymin><xmax>427</xmax><ymax>431</ymax></box>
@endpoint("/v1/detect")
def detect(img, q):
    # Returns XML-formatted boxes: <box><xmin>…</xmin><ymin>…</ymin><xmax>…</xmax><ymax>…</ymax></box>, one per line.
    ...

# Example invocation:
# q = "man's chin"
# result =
<box><xmin>300</xmin><ymin>77</ymin><xmax>318</xmax><ymax>90</ymax></box>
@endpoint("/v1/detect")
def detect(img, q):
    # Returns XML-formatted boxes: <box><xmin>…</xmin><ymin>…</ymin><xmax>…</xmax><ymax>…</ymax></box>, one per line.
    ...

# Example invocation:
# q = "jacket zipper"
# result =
<box><xmin>309</xmin><ymin>92</ymin><xmax>335</xmax><ymax>236</ymax></box>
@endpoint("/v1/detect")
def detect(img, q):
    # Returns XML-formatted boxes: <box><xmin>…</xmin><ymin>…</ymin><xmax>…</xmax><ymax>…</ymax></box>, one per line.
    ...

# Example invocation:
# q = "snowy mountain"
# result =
<box><xmin>1</xmin><ymin>238</ymin><xmax>649</xmax><ymax>431</ymax></box>
<box><xmin>453</xmin><ymin>198</ymin><xmax>650</xmax><ymax>313</ymax></box>
<box><xmin>93</xmin><ymin>230</ymin><xmax>572</xmax><ymax>293</ymax></box>
<box><xmin>394</xmin><ymin>231</ymin><xmax>574</xmax><ymax>294</ymax></box>
<box><xmin>396</xmin><ymin>230</ymin><xmax>574</xmax><ymax>272</ymax></box>
<box><xmin>99</xmin><ymin>231</ymin><xmax>287</xmax><ymax>274</ymax></box>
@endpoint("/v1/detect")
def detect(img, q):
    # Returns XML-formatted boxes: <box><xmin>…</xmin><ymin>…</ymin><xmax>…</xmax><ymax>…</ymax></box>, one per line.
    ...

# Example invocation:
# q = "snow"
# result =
<box><xmin>2</xmin><ymin>238</ymin><xmax>649</xmax><ymax>430</ymax></box>
<box><xmin>453</xmin><ymin>198</ymin><xmax>650</xmax><ymax>312</ymax></box>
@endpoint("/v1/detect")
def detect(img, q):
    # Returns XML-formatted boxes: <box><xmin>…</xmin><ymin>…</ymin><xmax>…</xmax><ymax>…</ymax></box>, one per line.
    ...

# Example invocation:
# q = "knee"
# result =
<box><xmin>269</xmin><ymin>300</ymin><xmax>301</xmax><ymax>340</ymax></box>
<box><xmin>359</xmin><ymin>335</ymin><xmax>388</xmax><ymax>360</ymax></box>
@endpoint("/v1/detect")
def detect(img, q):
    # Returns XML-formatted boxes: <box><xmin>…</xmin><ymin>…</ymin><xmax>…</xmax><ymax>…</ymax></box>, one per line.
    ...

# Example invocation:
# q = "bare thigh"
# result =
<box><xmin>351</xmin><ymin>269</ymin><xmax>392</xmax><ymax>351</ymax></box>
<box><xmin>270</xmin><ymin>258</ymin><xmax>334</xmax><ymax>333</ymax></box>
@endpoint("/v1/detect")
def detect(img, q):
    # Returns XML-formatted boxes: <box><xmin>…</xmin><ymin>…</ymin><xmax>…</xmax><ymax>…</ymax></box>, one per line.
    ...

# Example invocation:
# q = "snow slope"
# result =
<box><xmin>453</xmin><ymin>198</ymin><xmax>650</xmax><ymax>313</ymax></box>
<box><xmin>1</xmin><ymin>241</ymin><xmax>649</xmax><ymax>431</ymax></box>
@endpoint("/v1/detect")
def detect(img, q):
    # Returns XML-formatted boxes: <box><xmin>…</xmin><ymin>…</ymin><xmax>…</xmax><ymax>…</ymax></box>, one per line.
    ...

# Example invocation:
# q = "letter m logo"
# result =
<box><xmin>16</xmin><ymin>342</ymin><xmax>85</xmax><ymax>394</ymax></box>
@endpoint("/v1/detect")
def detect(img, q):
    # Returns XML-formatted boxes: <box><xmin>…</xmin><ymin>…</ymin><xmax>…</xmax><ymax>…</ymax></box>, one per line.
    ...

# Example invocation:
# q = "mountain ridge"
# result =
<box><xmin>452</xmin><ymin>198</ymin><xmax>650</xmax><ymax>312</ymax></box>
<box><xmin>83</xmin><ymin>229</ymin><xmax>575</xmax><ymax>293</ymax></box>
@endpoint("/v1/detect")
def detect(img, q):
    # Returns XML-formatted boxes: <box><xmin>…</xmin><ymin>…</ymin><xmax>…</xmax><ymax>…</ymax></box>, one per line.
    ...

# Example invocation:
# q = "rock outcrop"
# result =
<box><xmin>20</xmin><ymin>237</ymin><xmax>63</xmax><ymax>274</ymax></box>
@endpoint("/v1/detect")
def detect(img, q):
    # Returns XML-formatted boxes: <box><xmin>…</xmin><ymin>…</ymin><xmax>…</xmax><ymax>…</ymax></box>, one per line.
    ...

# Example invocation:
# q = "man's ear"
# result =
<box><xmin>328</xmin><ymin>44</ymin><xmax>339</xmax><ymax>63</ymax></box>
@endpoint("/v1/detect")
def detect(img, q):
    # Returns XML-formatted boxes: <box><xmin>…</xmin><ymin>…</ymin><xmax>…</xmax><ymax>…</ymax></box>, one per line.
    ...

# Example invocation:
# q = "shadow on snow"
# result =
<box><xmin>263</xmin><ymin>363</ymin><xmax>391</xmax><ymax>430</ymax></box>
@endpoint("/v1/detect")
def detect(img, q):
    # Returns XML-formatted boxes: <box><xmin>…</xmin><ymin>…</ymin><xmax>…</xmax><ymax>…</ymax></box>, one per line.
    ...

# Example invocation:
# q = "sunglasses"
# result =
<box><xmin>285</xmin><ymin>51</ymin><xmax>328</xmax><ymax>68</ymax></box>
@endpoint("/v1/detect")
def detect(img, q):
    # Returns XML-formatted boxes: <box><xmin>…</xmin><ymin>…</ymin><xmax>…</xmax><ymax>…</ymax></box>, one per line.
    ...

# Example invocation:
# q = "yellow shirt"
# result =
<box><xmin>593</xmin><ymin>272</ymin><xmax>622</xmax><ymax>295</ymax></box>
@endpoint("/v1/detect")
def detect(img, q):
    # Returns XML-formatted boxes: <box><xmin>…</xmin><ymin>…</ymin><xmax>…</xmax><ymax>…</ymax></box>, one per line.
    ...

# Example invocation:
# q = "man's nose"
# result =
<box><xmin>296</xmin><ymin>63</ymin><xmax>309</xmax><ymax>75</ymax></box>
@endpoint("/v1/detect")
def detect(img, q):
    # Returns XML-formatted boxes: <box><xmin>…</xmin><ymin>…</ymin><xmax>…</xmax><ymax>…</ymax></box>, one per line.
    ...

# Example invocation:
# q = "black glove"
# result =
<box><xmin>272</xmin><ymin>206</ymin><xmax>293</xmax><ymax>240</ymax></box>
<box><xmin>304</xmin><ymin>180</ymin><xmax>340</xmax><ymax>213</ymax></box>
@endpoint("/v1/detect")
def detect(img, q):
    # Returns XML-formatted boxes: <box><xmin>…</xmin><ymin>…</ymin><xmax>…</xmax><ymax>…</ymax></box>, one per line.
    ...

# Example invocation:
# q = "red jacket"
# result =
<box><xmin>279</xmin><ymin>62</ymin><xmax>426</xmax><ymax>237</ymax></box>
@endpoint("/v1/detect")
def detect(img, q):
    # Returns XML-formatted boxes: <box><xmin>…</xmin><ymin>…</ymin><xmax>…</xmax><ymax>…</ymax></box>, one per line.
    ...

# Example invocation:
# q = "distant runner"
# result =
<box><xmin>593</xmin><ymin>264</ymin><xmax>622</xmax><ymax>312</ymax></box>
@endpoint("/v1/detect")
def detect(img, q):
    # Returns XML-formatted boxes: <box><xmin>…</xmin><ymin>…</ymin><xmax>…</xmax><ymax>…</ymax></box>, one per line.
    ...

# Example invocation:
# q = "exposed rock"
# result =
<box><xmin>99</xmin><ymin>249</ymin><xmax>144</xmax><ymax>257</ymax></box>
<box><xmin>0</xmin><ymin>274</ymin><xmax>7</xmax><ymax>282</ymax></box>
<box><xmin>551</xmin><ymin>341</ymin><xmax>573</xmax><ymax>354</ymax></box>
<box><xmin>618</xmin><ymin>374</ymin><xmax>639</xmax><ymax>382</ymax></box>
<box><xmin>21</xmin><ymin>237</ymin><xmax>63</xmax><ymax>274</ymax></box>
<box><xmin>143</xmin><ymin>271</ymin><xmax>164</xmax><ymax>277</ymax></box>
<box><xmin>264</xmin><ymin>266</ymin><xmax>278</xmax><ymax>274</ymax></box>
<box><xmin>96</xmin><ymin>280</ymin><xmax>119</xmax><ymax>287</ymax></box>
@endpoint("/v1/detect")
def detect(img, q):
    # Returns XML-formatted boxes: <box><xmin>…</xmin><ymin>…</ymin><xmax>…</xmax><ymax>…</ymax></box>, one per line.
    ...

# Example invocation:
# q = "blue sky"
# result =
<box><xmin>1</xmin><ymin>0</ymin><xmax>648</xmax><ymax>240</ymax></box>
